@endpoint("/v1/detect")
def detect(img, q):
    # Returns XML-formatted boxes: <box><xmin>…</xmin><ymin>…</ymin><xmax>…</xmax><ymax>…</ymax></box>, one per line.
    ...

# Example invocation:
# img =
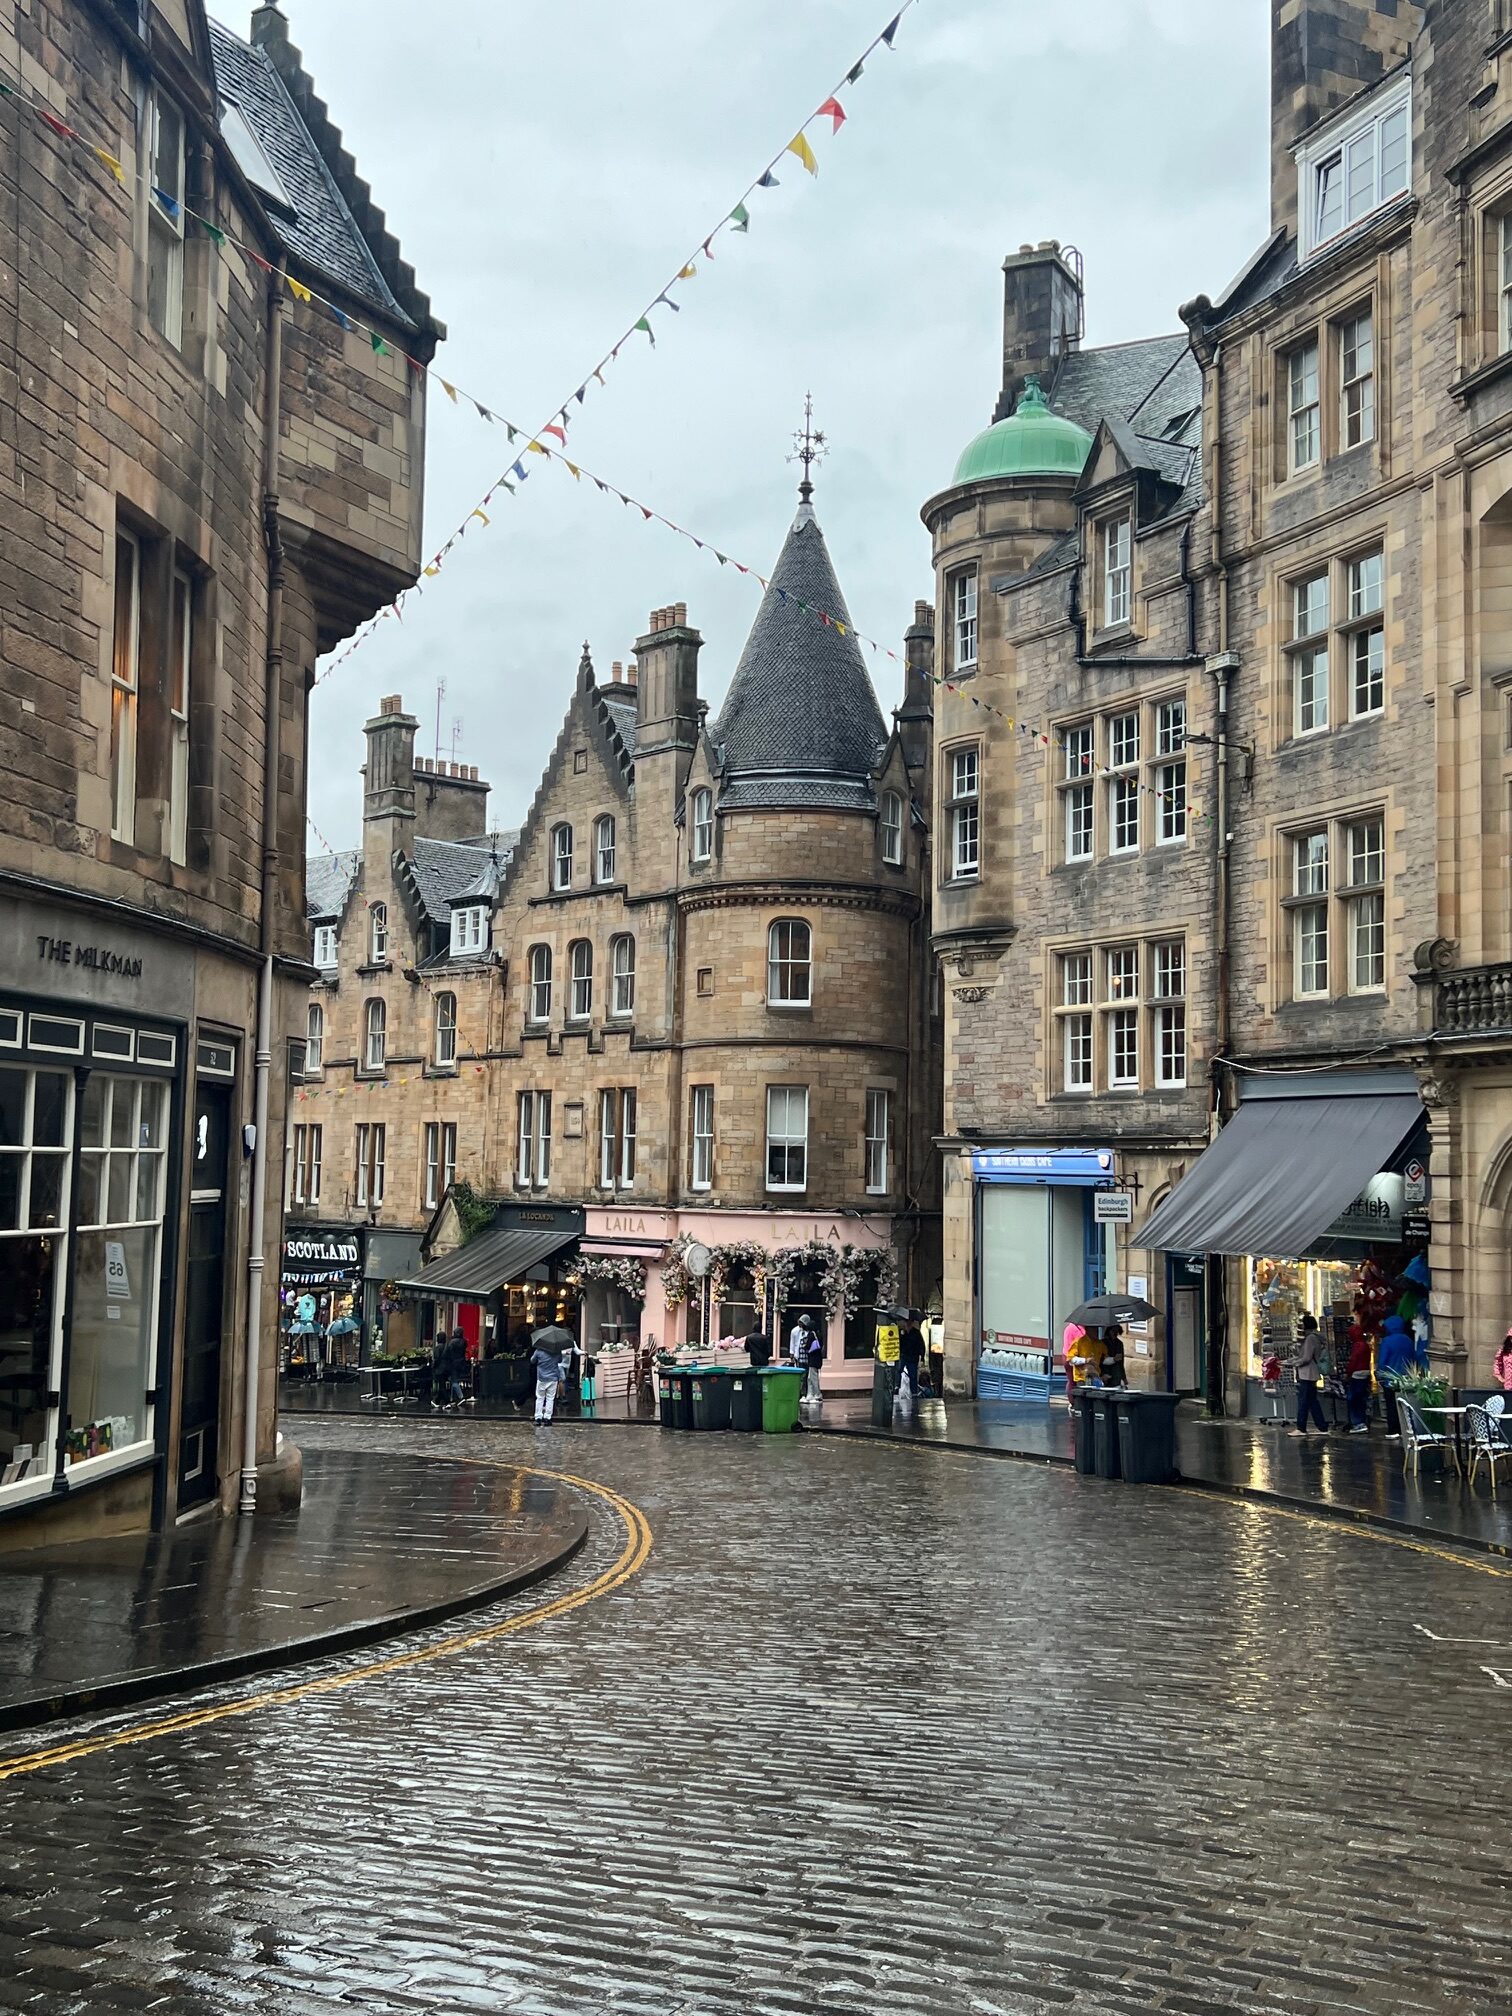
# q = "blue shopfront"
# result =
<box><xmin>973</xmin><ymin>1148</ymin><xmax>1115</xmax><ymax>1400</ymax></box>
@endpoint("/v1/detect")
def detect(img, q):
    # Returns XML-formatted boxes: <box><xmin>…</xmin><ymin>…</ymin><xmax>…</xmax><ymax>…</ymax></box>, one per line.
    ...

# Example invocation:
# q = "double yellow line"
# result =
<box><xmin>0</xmin><ymin>1465</ymin><xmax>652</xmax><ymax>1785</ymax></box>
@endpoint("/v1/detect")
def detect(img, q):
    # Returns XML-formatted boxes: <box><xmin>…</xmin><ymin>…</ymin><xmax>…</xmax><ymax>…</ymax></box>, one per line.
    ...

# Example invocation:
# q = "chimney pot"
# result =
<box><xmin>914</xmin><ymin>599</ymin><xmax>934</xmax><ymax>627</ymax></box>
<box><xmin>626</xmin><ymin>660</ymin><xmax>638</xmax><ymax>687</ymax></box>
<box><xmin>674</xmin><ymin>601</ymin><xmax>687</xmax><ymax>626</ymax></box>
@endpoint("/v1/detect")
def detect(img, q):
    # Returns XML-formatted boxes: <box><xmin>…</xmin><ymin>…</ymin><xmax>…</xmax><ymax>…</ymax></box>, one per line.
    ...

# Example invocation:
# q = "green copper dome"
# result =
<box><xmin>952</xmin><ymin>376</ymin><xmax>1093</xmax><ymax>485</ymax></box>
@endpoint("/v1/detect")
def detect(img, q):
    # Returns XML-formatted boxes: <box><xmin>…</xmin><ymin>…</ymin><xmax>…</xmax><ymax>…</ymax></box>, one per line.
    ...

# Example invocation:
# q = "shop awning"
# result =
<box><xmin>398</xmin><ymin>1226</ymin><xmax>576</xmax><ymax>1302</ymax></box>
<box><xmin>1133</xmin><ymin>1079</ymin><xmax>1423</xmax><ymax>1259</ymax></box>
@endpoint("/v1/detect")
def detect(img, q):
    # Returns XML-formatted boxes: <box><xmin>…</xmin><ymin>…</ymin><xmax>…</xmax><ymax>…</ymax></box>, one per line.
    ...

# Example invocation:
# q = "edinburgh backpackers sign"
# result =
<box><xmin>281</xmin><ymin>1225</ymin><xmax>363</xmax><ymax>1289</ymax></box>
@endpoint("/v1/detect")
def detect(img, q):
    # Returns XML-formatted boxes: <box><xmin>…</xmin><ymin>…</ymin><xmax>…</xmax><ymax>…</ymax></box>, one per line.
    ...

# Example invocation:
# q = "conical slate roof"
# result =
<box><xmin>710</xmin><ymin>506</ymin><xmax>888</xmax><ymax>812</ymax></box>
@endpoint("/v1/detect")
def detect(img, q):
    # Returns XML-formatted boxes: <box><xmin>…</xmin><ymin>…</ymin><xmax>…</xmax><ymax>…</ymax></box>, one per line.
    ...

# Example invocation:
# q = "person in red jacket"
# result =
<box><xmin>1345</xmin><ymin>1323</ymin><xmax>1373</xmax><ymax>1434</ymax></box>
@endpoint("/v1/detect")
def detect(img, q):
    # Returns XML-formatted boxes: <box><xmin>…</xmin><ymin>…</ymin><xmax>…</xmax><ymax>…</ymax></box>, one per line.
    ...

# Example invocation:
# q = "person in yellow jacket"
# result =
<box><xmin>1067</xmin><ymin>1327</ymin><xmax>1105</xmax><ymax>1387</ymax></box>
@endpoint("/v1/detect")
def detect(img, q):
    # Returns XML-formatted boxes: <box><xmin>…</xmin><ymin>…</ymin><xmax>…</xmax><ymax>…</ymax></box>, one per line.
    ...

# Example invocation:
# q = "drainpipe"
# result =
<box><xmin>1205</xmin><ymin>338</ymin><xmax>1235</xmax><ymax>1419</ymax></box>
<box><xmin>241</xmin><ymin>258</ymin><xmax>287</xmax><ymax>1515</ymax></box>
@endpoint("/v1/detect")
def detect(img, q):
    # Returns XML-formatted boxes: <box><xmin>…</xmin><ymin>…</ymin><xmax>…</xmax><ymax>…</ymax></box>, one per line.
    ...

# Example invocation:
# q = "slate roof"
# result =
<box><xmin>600</xmin><ymin>690</ymin><xmax>638</xmax><ymax>760</ymax></box>
<box><xmin>208</xmin><ymin>20</ymin><xmax>415</xmax><ymax>328</ymax></box>
<box><xmin>306</xmin><ymin>848</ymin><xmax>360</xmax><ymax>922</ymax></box>
<box><xmin>410</xmin><ymin>833</ymin><xmax>519</xmax><ymax>924</ymax></box>
<box><xmin>708</xmin><ymin>507</ymin><xmax>888</xmax><ymax>813</ymax></box>
<box><xmin>1050</xmin><ymin>334</ymin><xmax>1200</xmax><ymax>438</ymax></box>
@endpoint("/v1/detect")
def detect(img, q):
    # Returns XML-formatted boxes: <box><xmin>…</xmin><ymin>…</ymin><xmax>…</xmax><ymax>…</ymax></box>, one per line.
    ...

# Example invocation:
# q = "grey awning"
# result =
<box><xmin>1133</xmin><ymin>1089</ymin><xmax>1423</xmax><ymax>1258</ymax></box>
<box><xmin>398</xmin><ymin>1226</ymin><xmax>576</xmax><ymax>1302</ymax></box>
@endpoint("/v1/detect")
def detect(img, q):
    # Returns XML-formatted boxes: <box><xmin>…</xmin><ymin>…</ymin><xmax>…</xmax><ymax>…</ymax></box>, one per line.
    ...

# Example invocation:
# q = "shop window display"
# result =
<box><xmin>70</xmin><ymin>1075</ymin><xmax>167</xmax><ymax>1460</ymax></box>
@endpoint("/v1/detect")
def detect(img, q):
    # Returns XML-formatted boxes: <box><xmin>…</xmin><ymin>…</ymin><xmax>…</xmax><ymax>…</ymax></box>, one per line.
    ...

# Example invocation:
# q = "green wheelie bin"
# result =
<box><xmin>759</xmin><ymin>1365</ymin><xmax>804</xmax><ymax>1433</ymax></box>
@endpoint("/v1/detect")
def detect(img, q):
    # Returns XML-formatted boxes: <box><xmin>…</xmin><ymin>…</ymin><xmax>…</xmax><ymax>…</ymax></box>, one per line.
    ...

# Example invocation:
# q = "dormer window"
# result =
<box><xmin>450</xmin><ymin>904</ymin><xmax>486</xmax><ymax>957</ymax></box>
<box><xmin>1102</xmin><ymin>516</ymin><xmax>1132</xmax><ymax>629</ymax></box>
<box><xmin>314</xmin><ymin>925</ymin><xmax>337</xmax><ymax>970</ymax></box>
<box><xmin>1298</xmin><ymin>74</ymin><xmax>1410</xmax><ymax>262</ymax></box>
<box><xmin>880</xmin><ymin>790</ymin><xmax>904</xmax><ymax>867</ymax></box>
<box><xmin>369</xmin><ymin>903</ymin><xmax>388</xmax><ymax>964</ymax></box>
<box><xmin>690</xmin><ymin>789</ymin><xmax>713</xmax><ymax>865</ymax></box>
<box><xmin>594</xmin><ymin>815</ymin><xmax>616</xmax><ymax>885</ymax></box>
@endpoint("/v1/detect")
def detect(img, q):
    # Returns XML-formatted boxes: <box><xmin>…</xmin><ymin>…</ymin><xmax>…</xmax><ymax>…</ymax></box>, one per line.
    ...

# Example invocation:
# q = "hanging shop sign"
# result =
<box><xmin>281</xmin><ymin>1225</ymin><xmax>363</xmax><ymax>1288</ymax></box>
<box><xmin>974</xmin><ymin>1148</ymin><xmax>1115</xmax><ymax>1188</ymax></box>
<box><xmin>1094</xmin><ymin>1189</ymin><xmax>1133</xmax><ymax>1224</ymax></box>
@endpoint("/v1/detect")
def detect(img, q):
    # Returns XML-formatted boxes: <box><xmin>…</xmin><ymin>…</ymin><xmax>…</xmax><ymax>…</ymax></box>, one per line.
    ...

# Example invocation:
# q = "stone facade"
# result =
<box><xmin>299</xmin><ymin>500</ymin><xmax>941</xmax><ymax>1390</ymax></box>
<box><xmin>925</xmin><ymin>246</ymin><xmax>1218</xmax><ymax>1396</ymax></box>
<box><xmin>0</xmin><ymin>0</ymin><xmax>434</xmax><ymax>1540</ymax></box>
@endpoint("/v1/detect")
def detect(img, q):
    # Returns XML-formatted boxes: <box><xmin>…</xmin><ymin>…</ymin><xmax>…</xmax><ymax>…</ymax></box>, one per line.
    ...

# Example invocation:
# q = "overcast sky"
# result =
<box><xmin>227</xmin><ymin>1</ymin><xmax>1272</xmax><ymax>852</ymax></box>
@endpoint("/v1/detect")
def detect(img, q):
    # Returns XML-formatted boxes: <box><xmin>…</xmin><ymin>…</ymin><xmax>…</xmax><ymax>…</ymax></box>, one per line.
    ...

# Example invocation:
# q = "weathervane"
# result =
<box><xmin>788</xmin><ymin>391</ymin><xmax>828</xmax><ymax>504</ymax></box>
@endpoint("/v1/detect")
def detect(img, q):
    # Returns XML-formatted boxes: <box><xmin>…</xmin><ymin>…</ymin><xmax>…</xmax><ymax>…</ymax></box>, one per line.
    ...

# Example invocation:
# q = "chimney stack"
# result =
<box><xmin>993</xmin><ymin>241</ymin><xmax>1084</xmax><ymax>423</ymax></box>
<box><xmin>1268</xmin><ymin>3</ymin><xmax>1419</xmax><ymax>236</ymax></box>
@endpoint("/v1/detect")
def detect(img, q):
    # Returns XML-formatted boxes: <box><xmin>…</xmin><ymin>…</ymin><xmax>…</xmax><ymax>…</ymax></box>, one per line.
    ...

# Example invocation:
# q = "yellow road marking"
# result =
<box><xmin>0</xmin><ymin>1464</ymin><xmax>651</xmax><ymax>1785</ymax></box>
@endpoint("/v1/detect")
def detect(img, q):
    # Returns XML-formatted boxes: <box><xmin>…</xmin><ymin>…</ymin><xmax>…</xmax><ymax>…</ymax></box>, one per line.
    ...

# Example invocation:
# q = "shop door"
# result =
<box><xmin>1170</xmin><ymin>1288</ymin><xmax>1202</xmax><ymax>1393</ymax></box>
<box><xmin>179</xmin><ymin>1081</ymin><xmax>230</xmax><ymax>1510</ymax></box>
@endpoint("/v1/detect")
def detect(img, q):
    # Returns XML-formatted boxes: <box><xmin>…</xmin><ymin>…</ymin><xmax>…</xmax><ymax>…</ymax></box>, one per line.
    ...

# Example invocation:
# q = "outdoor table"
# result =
<box><xmin>1422</xmin><ymin>1405</ymin><xmax>1470</xmax><ymax>1473</ymax></box>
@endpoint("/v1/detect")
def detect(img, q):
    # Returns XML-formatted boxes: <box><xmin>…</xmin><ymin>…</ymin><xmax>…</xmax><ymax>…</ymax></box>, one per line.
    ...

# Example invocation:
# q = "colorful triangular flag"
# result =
<box><xmin>882</xmin><ymin>13</ymin><xmax>902</xmax><ymax>47</ymax></box>
<box><xmin>286</xmin><ymin>276</ymin><xmax>312</xmax><ymax>304</ymax></box>
<box><xmin>635</xmin><ymin>317</ymin><xmax>655</xmax><ymax>347</ymax></box>
<box><xmin>730</xmin><ymin>202</ymin><xmax>750</xmax><ymax>232</ymax></box>
<box><xmin>678</xmin><ymin>264</ymin><xmax>697</xmax><ymax>280</ymax></box>
<box><xmin>543</xmin><ymin>422</ymin><xmax>567</xmax><ymax>444</ymax></box>
<box><xmin>152</xmin><ymin>186</ymin><xmax>180</xmax><ymax>219</ymax></box>
<box><xmin>440</xmin><ymin>380</ymin><xmax>459</xmax><ymax>403</ymax></box>
<box><xmin>846</xmin><ymin>59</ymin><xmax>865</xmax><ymax>84</ymax></box>
<box><xmin>818</xmin><ymin>98</ymin><xmax>846</xmax><ymax>133</ymax></box>
<box><xmin>94</xmin><ymin>147</ymin><xmax>125</xmax><ymax>184</ymax></box>
<box><xmin>758</xmin><ymin>170</ymin><xmax>779</xmax><ymax>189</ymax></box>
<box><xmin>371</xmin><ymin>333</ymin><xmax>389</xmax><ymax>356</ymax></box>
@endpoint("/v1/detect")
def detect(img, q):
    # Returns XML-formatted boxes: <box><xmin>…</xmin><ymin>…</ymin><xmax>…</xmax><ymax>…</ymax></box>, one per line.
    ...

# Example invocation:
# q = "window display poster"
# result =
<box><xmin>105</xmin><ymin>1239</ymin><xmax>130</xmax><ymax>1300</ymax></box>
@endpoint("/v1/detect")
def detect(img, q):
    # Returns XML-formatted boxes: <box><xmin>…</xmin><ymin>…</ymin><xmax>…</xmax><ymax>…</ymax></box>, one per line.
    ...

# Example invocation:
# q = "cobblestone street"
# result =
<box><xmin>0</xmin><ymin>1419</ymin><xmax>1508</xmax><ymax>2015</ymax></box>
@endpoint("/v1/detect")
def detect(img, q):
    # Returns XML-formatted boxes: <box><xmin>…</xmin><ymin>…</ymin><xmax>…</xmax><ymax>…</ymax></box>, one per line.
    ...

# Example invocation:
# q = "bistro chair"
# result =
<box><xmin>1465</xmin><ymin>1405</ymin><xmax>1512</xmax><ymax>1494</ymax></box>
<box><xmin>1487</xmin><ymin>1394</ymin><xmax>1506</xmax><ymax>1423</ymax></box>
<box><xmin>1396</xmin><ymin>1400</ymin><xmax>1455</xmax><ymax>1480</ymax></box>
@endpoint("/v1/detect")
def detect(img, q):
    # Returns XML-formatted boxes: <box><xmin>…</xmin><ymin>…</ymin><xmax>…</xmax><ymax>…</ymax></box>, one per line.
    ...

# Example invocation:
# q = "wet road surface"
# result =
<box><xmin>0</xmin><ymin>1416</ymin><xmax>1508</xmax><ymax>2015</ymax></box>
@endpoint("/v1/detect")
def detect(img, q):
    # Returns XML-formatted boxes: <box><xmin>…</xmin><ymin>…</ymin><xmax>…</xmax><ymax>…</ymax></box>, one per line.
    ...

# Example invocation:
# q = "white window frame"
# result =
<box><xmin>1346</xmin><ymin>550</ymin><xmax>1385</xmax><ymax>721</ymax></box>
<box><xmin>1062</xmin><ymin>723</ymin><xmax>1094</xmax><ymax>864</ymax></box>
<box><xmin>111</xmin><ymin>530</ymin><xmax>140</xmax><ymax>846</ymax></box>
<box><xmin>880</xmin><ymin>791</ymin><xmax>904</xmax><ymax>866</ymax></box>
<box><xmin>517</xmin><ymin>1091</ymin><xmax>551</xmax><ymax>1189</ymax></box>
<box><xmin>1105</xmin><ymin>946</ymin><xmax>1140</xmax><ymax>1089</ymax></box>
<box><xmin>354</xmin><ymin>1122</ymin><xmax>386</xmax><ymax>1208</ymax></box>
<box><xmin>1339</xmin><ymin>308</ymin><xmax>1375</xmax><ymax>449</ymax></box>
<box><xmin>450</xmin><ymin>905</ymin><xmax>486</xmax><ymax>957</ymax></box>
<box><xmin>552</xmin><ymin>824</ymin><xmax>573</xmax><ymax>891</ymax></box>
<box><xmin>1108</xmin><ymin>715</ymin><xmax>1140</xmax><ymax>857</ymax></box>
<box><xmin>948</xmin><ymin>745</ymin><xmax>980</xmax><ymax>881</ymax></box>
<box><xmin>441</xmin><ymin>1121</ymin><xmax>457</xmax><ymax>1196</ymax></box>
<box><xmin>952</xmin><ymin>567</ymin><xmax>978</xmax><ymax>672</ymax></box>
<box><xmin>314</xmin><ymin>925</ymin><xmax>337</xmax><ymax>969</ymax></box>
<box><xmin>1345</xmin><ymin>817</ymin><xmax>1386</xmax><ymax>995</ymax></box>
<box><xmin>1290</xmin><ymin>573</ymin><xmax>1331</xmax><ymax>737</ymax></box>
<box><xmin>1103</xmin><ymin>516</ymin><xmax>1132</xmax><ymax>629</ymax></box>
<box><xmin>690</xmin><ymin>788</ymin><xmax>714</xmax><ymax>864</ymax></box>
<box><xmin>369</xmin><ymin>903</ymin><xmax>388</xmax><ymax>964</ymax></box>
<box><xmin>1299</xmin><ymin>74</ymin><xmax>1411</xmax><ymax>262</ymax></box>
<box><xmin>305</xmin><ymin>1001</ymin><xmax>324</xmax><ymax>1074</ymax></box>
<box><xmin>291</xmin><ymin>1123</ymin><xmax>322</xmax><ymax>1207</ymax></box>
<box><xmin>864</xmin><ymin>1088</ymin><xmax>890</xmax><ymax>1196</ymax></box>
<box><xmin>434</xmin><ymin>991</ymin><xmax>457</xmax><ymax>1068</ymax></box>
<box><xmin>599</xmin><ymin>1088</ymin><xmax>636</xmax><ymax>1191</ymax></box>
<box><xmin>1500</xmin><ymin>211</ymin><xmax>1512</xmax><ymax>356</ymax></box>
<box><xmin>169</xmin><ymin>568</ymin><xmax>191</xmax><ymax>866</ymax></box>
<box><xmin>527</xmin><ymin>945</ymin><xmax>552</xmax><ymax>1023</ymax></box>
<box><xmin>1152</xmin><ymin>941</ymin><xmax>1187</xmax><ymax>1090</ymax></box>
<box><xmin>765</xmin><ymin>1084</ymin><xmax>809</xmax><ymax>1194</ymax></box>
<box><xmin>1288</xmin><ymin>339</ymin><xmax>1321</xmax><ymax>475</ymax></box>
<box><xmin>690</xmin><ymin>1083</ymin><xmax>714</xmax><ymax>1191</ymax></box>
<box><xmin>147</xmin><ymin>90</ymin><xmax>185</xmax><ymax>348</ymax></box>
<box><xmin>423</xmin><ymin>1121</ymin><xmax>441</xmax><ymax>1210</ymax></box>
<box><xmin>1291</xmin><ymin>830</ymin><xmax>1331</xmax><ymax>1000</ymax></box>
<box><xmin>767</xmin><ymin>919</ymin><xmax>812</xmax><ymax>1008</ymax></box>
<box><xmin>364</xmin><ymin>998</ymin><xmax>386</xmax><ymax>1072</ymax></box>
<box><xmin>610</xmin><ymin>934</ymin><xmax>636</xmax><ymax>1017</ymax></box>
<box><xmin>594</xmin><ymin>814</ymin><xmax>616</xmax><ymax>885</ymax></box>
<box><xmin>569</xmin><ymin>940</ymin><xmax>593</xmax><ymax>1021</ymax></box>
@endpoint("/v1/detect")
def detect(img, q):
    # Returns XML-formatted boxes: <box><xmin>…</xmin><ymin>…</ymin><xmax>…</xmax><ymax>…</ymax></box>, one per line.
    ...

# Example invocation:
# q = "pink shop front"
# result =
<box><xmin>577</xmin><ymin>1207</ymin><xmax>902</xmax><ymax>1395</ymax></box>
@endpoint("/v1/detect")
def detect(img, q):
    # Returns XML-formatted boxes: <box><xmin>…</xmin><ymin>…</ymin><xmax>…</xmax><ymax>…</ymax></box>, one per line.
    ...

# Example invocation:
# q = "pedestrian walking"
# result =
<box><xmin>530</xmin><ymin>1326</ymin><xmax>572</xmax><ymax>1424</ymax></box>
<box><xmin>1345</xmin><ymin>1322</ymin><xmax>1373</xmax><ymax>1433</ymax></box>
<box><xmin>444</xmin><ymin>1326</ymin><xmax>469</xmax><ymax>1411</ymax></box>
<box><xmin>580</xmin><ymin>1350</ymin><xmax>599</xmax><ymax>1414</ymax></box>
<box><xmin>1100</xmin><ymin>1325</ymin><xmax>1128</xmax><ymax>1389</ymax></box>
<box><xmin>1289</xmin><ymin>1314</ymin><xmax>1328</xmax><ymax>1435</ymax></box>
<box><xmin>897</xmin><ymin>1310</ymin><xmax>926</xmax><ymax>1411</ymax></box>
<box><xmin>1495</xmin><ymin>1327</ymin><xmax>1512</xmax><ymax>1393</ymax></box>
<box><xmin>790</xmin><ymin>1311</ymin><xmax>821</xmax><ymax>1401</ymax></box>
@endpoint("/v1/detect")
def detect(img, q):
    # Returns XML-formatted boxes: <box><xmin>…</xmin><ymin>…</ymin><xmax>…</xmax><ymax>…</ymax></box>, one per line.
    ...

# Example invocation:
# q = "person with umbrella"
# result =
<box><xmin>530</xmin><ymin>1324</ymin><xmax>573</xmax><ymax>1425</ymax></box>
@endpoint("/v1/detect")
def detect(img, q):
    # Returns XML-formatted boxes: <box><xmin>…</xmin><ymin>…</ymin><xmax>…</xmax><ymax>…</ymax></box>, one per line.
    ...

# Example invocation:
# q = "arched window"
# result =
<box><xmin>690</xmin><ymin>787</ymin><xmax>713</xmax><ymax>864</ymax></box>
<box><xmin>434</xmin><ymin>990</ymin><xmax>457</xmax><ymax>1067</ymax></box>
<box><xmin>767</xmin><ymin>919</ymin><xmax>812</xmax><ymax>1007</ymax></box>
<box><xmin>364</xmin><ymin>997</ymin><xmax>387</xmax><ymax>1071</ymax></box>
<box><xmin>881</xmin><ymin>790</ymin><xmax>904</xmax><ymax>866</ymax></box>
<box><xmin>610</xmin><ymin>934</ymin><xmax>636</xmax><ymax>1016</ymax></box>
<box><xmin>569</xmin><ymin>939</ymin><xmax>593</xmax><ymax>1020</ymax></box>
<box><xmin>551</xmin><ymin>823</ymin><xmax>573</xmax><ymax>891</ymax></box>
<box><xmin>369</xmin><ymin>902</ymin><xmax>388</xmax><ymax>963</ymax></box>
<box><xmin>528</xmin><ymin>944</ymin><xmax>552</xmax><ymax>1022</ymax></box>
<box><xmin>594</xmin><ymin>814</ymin><xmax>616</xmax><ymax>884</ymax></box>
<box><xmin>305</xmin><ymin>1001</ymin><xmax>323</xmax><ymax>1073</ymax></box>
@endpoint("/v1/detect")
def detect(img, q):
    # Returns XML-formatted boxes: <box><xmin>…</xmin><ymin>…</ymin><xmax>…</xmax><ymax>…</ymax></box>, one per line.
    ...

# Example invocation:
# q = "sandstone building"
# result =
<box><xmin>0</xmin><ymin>0</ymin><xmax>435</xmax><ymax>1539</ymax></box>
<box><xmin>295</xmin><ymin>482</ymin><xmax>940</xmax><ymax>1391</ymax></box>
<box><xmin>932</xmin><ymin>0</ymin><xmax>1512</xmax><ymax>1404</ymax></box>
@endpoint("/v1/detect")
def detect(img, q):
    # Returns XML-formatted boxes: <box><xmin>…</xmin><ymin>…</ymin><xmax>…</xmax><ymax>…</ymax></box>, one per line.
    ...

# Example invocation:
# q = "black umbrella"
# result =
<box><xmin>1065</xmin><ymin>1292</ymin><xmax>1157</xmax><ymax>1330</ymax></box>
<box><xmin>531</xmin><ymin>1324</ymin><xmax>576</xmax><ymax>1352</ymax></box>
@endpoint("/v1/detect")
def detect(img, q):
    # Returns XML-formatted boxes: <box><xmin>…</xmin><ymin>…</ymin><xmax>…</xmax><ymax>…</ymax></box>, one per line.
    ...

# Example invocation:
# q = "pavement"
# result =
<box><xmin>0</xmin><ymin>1414</ymin><xmax>1506</xmax><ymax>2015</ymax></box>
<box><xmin>0</xmin><ymin>1446</ymin><xmax>587</xmax><ymax>1732</ymax></box>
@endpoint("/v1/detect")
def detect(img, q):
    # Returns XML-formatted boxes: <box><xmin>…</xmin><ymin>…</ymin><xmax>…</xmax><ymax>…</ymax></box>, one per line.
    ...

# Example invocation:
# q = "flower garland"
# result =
<box><xmin>660</xmin><ymin>1234</ymin><xmax>700</xmax><ymax>1310</ymax></box>
<box><xmin>567</xmin><ymin>1255</ymin><xmax>647</xmax><ymax>1300</ymax></box>
<box><xmin>709</xmin><ymin>1240</ymin><xmax>770</xmax><ymax>1306</ymax></box>
<box><xmin>771</xmin><ymin>1241</ymin><xmax>899</xmax><ymax>1318</ymax></box>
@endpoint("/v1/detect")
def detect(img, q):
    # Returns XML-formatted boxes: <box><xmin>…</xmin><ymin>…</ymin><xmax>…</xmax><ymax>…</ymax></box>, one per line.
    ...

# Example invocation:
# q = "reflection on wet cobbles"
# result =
<box><xmin>0</xmin><ymin>1416</ymin><xmax>1508</xmax><ymax>2015</ymax></box>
